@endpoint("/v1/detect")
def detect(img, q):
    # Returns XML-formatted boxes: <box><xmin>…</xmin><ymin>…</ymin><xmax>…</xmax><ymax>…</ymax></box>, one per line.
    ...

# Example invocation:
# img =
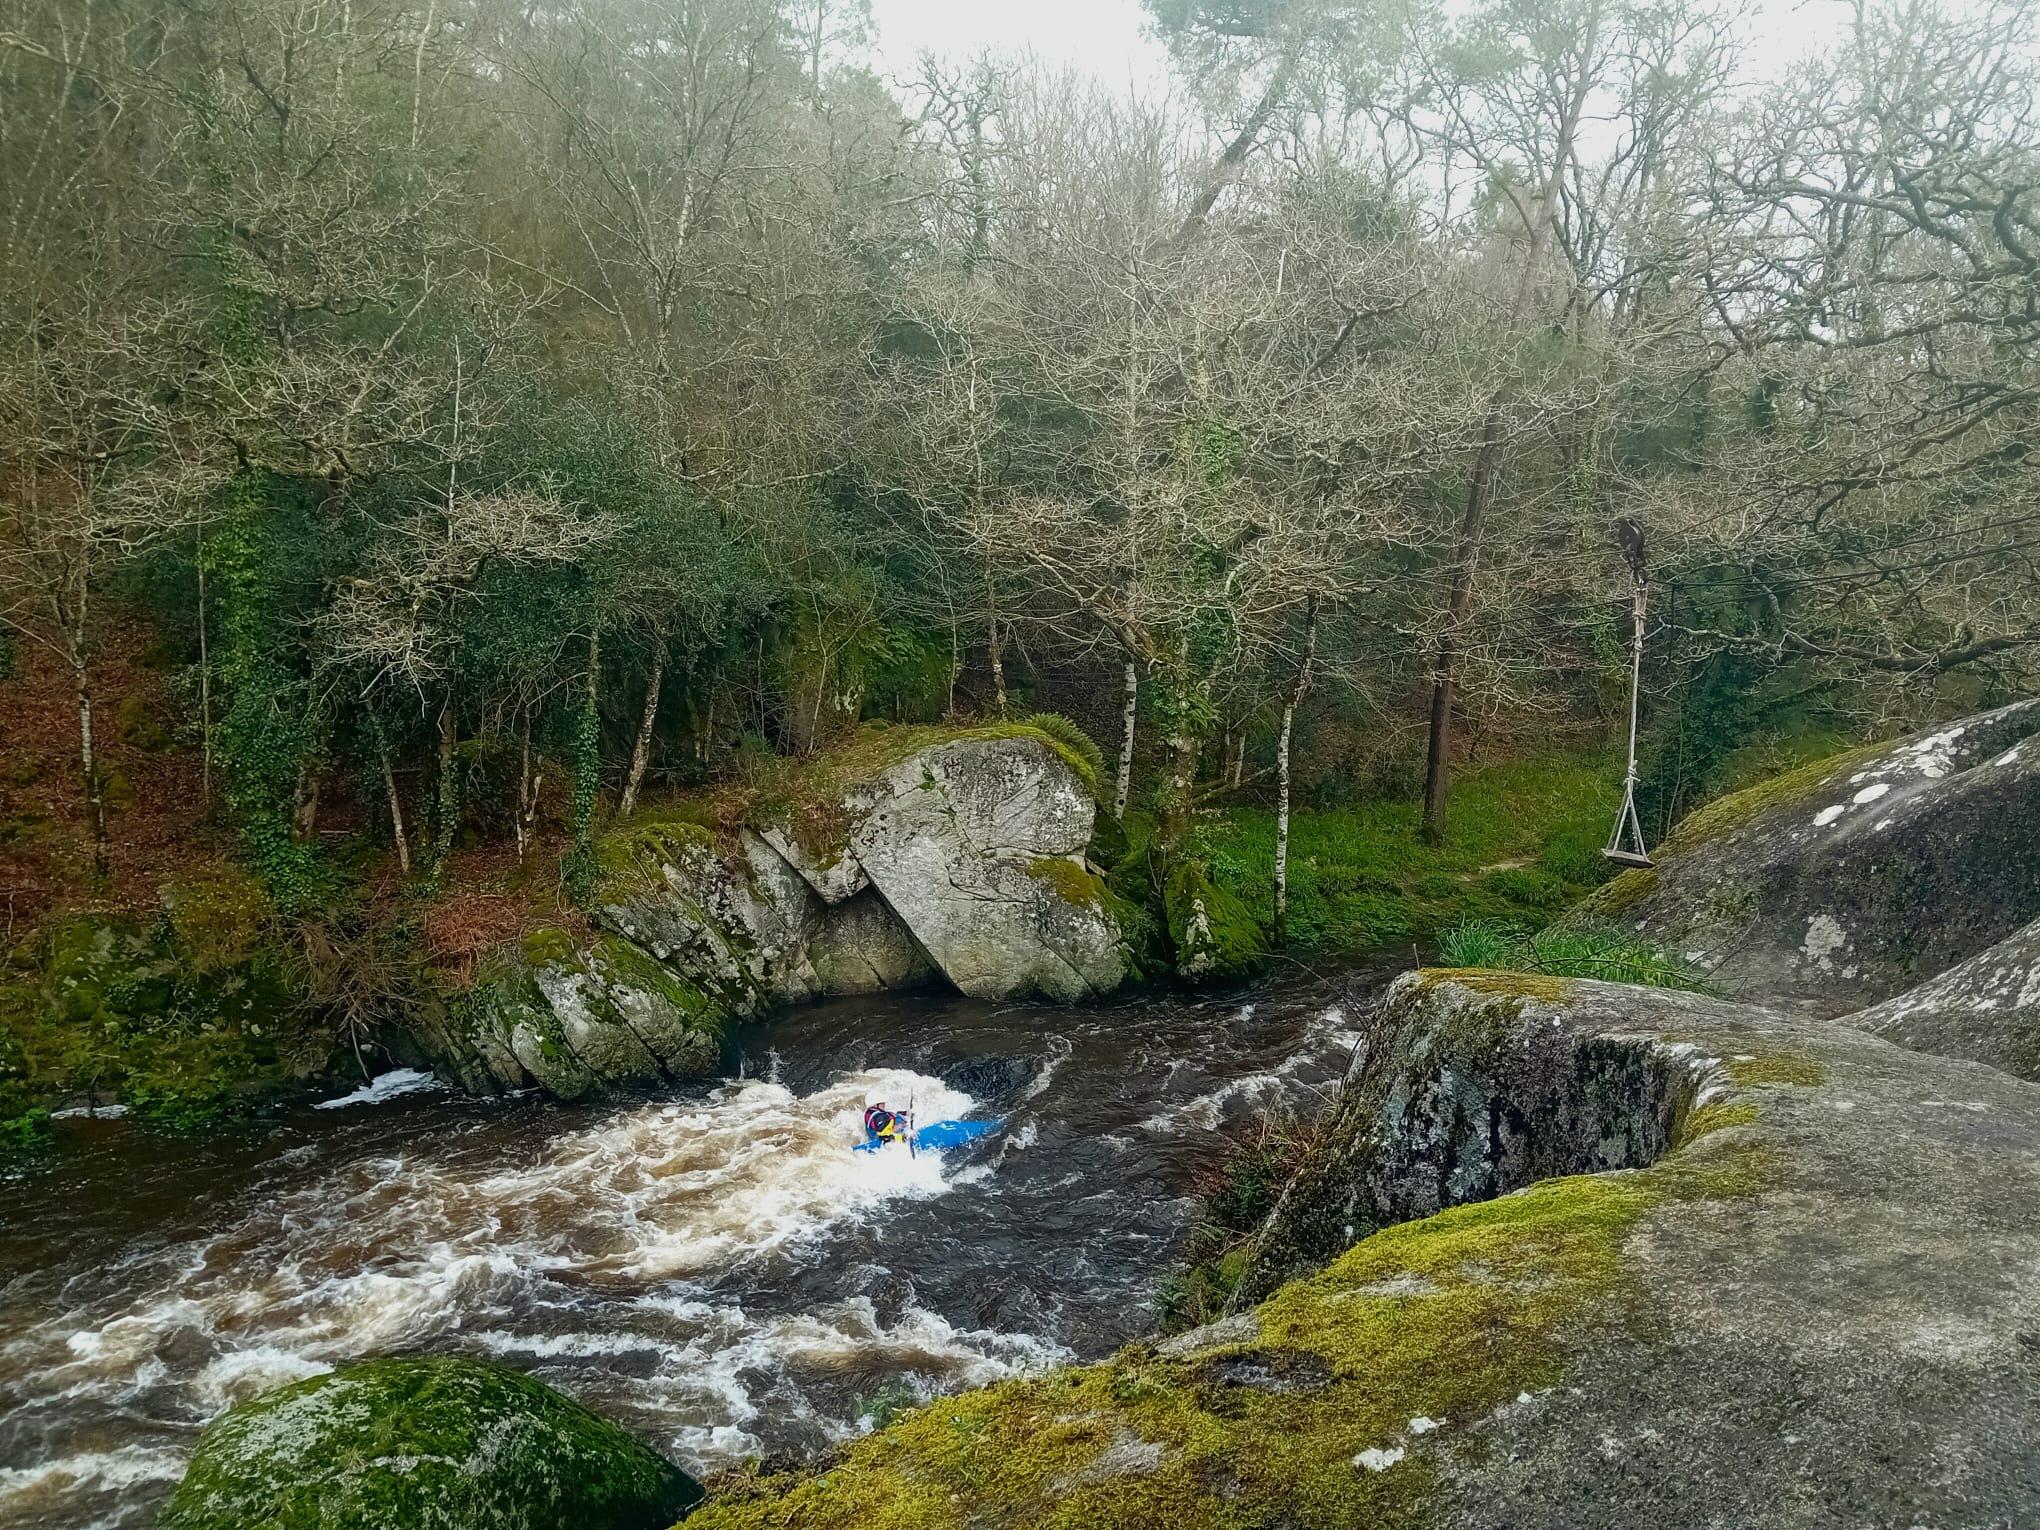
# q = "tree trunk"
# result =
<box><xmin>618</xmin><ymin>639</ymin><xmax>666</xmax><ymax>819</ymax></box>
<box><xmin>571</xmin><ymin>630</ymin><xmax>601</xmax><ymax>868</ymax></box>
<box><xmin>514</xmin><ymin>706</ymin><xmax>541</xmax><ymax>864</ymax></box>
<box><xmin>379</xmin><ymin>732</ymin><xmax>412</xmax><ymax>877</ymax></box>
<box><xmin>1275</xmin><ymin>596</ymin><xmax>1320</xmax><ymax>946</ymax></box>
<box><xmin>197</xmin><ymin>528</ymin><xmax>213</xmax><ymax>815</ymax></box>
<box><xmin>1114</xmin><ymin>657</ymin><xmax>1137</xmax><ymax>819</ymax></box>
<box><xmin>431</xmin><ymin>694</ymin><xmax>459</xmax><ymax>874</ymax></box>
<box><xmin>987</xmin><ymin>619</ymin><xmax>1008</xmax><ymax>717</ymax></box>
<box><xmin>1420</xmin><ymin>25</ymin><xmax>1600</xmax><ymax>843</ymax></box>
<box><xmin>70</xmin><ymin>648</ymin><xmax>109</xmax><ymax>876</ymax></box>
<box><xmin>293</xmin><ymin>764</ymin><xmax>321</xmax><ymax>842</ymax></box>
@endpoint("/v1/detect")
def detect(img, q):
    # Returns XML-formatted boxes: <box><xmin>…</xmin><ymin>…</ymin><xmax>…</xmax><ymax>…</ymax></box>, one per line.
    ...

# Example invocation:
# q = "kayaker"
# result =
<box><xmin>862</xmin><ymin>1093</ymin><xmax>910</xmax><ymax>1148</ymax></box>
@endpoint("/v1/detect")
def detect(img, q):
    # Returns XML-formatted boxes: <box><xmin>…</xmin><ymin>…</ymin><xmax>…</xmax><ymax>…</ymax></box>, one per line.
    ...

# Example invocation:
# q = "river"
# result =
<box><xmin>0</xmin><ymin>959</ymin><xmax>1393</xmax><ymax>1528</ymax></box>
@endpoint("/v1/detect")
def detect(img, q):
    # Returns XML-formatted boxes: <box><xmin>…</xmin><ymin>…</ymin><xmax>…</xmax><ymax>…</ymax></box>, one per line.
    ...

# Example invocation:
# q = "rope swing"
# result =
<box><xmin>1604</xmin><ymin>517</ymin><xmax>1653</xmax><ymax>870</ymax></box>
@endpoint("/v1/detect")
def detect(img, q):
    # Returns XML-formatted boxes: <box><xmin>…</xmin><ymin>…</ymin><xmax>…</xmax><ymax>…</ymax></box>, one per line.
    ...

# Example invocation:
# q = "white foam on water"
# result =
<box><xmin>313</xmin><ymin>1068</ymin><xmax>443</xmax><ymax>1109</ymax></box>
<box><xmin>0</xmin><ymin>1448</ymin><xmax>187</xmax><ymax>1505</ymax></box>
<box><xmin>10</xmin><ymin>1065</ymin><xmax>993</xmax><ymax>1520</ymax></box>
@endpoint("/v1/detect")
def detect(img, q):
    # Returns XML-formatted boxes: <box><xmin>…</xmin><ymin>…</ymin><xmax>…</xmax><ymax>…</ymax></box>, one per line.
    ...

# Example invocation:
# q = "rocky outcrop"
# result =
<box><xmin>157</xmin><ymin>1355</ymin><xmax>701</xmax><ymax>1530</ymax></box>
<box><xmin>427</xmin><ymin>726</ymin><xmax>1129</xmax><ymax>1097</ymax></box>
<box><xmin>1857</xmin><ymin>913</ymin><xmax>2040</xmax><ymax>1081</ymax></box>
<box><xmin>1600</xmin><ymin>699</ymin><xmax>2040</xmax><ymax>1014</ymax></box>
<box><xmin>828</xmin><ymin>733</ymin><xmax>1125</xmax><ymax>1002</ymax></box>
<box><xmin>691</xmin><ymin>969</ymin><xmax>2040</xmax><ymax>1529</ymax></box>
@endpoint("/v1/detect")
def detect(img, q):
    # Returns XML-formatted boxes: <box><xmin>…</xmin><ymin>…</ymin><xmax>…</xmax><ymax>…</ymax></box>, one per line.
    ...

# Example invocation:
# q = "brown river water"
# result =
<box><xmin>0</xmin><ymin>959</ymin><xmax>1396</xmax><ymax>1528</ymax></box>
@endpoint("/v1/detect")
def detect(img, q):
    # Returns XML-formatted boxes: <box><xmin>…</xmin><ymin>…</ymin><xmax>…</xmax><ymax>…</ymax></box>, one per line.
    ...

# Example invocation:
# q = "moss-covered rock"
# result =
<box><xmin>1163</xmin><ymin>859</ymin><xmax>1267</xmax><ymax>984</ymax></box>
<box><xmin>1</xmin><ymin>871</ymin><xmax>311</xmax><ymax>1134</ymax></box>
<box><xmin>449</xmin><ymin>928</ymin><xmax>726</xmax><ymax>1098</ymax></box>
<box><xmin>156</xmin><ymin>1356</ymin><xmax>701</xmax><ymax>1530</ymax></box>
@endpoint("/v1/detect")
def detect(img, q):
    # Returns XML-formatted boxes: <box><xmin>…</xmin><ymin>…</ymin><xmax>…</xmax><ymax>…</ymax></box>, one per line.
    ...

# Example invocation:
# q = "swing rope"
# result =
<box><xmin>1604</xmin><ymin>522</ymin><xmax>1653</xmax><ymax>869</ymax></box>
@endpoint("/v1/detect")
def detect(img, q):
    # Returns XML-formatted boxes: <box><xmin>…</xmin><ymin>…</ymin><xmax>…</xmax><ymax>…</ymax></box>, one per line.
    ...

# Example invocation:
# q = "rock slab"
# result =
<box><xmin>1612</xmin><ymin>699</ymin><xmax>2040</xmax><ymax>1014</ymax></box>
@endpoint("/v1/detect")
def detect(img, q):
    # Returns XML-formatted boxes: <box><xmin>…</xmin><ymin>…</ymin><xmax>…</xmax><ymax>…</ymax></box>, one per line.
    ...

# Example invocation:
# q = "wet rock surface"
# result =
<box><xmin>1857</xmin><ymin>913</ymin><xmax>2040</xmax><ymax>1082</ymax></box>
<box><xmin>1610</xmin><ymin>699</ymin><xmax>2040</xmax><ymax>1015</ymax></box>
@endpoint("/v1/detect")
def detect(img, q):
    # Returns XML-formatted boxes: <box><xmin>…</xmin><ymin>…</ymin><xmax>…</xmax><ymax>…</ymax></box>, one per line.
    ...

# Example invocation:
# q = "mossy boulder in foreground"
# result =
<box><xmin>156</xmin><ymin>1356</ymin><xmax>701</xmax><ymax>1530</ymax></box>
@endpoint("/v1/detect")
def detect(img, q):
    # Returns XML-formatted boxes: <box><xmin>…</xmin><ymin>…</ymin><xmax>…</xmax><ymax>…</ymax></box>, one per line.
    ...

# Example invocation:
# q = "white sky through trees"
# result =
<box><xmin>869</xmin><ymin>0</ymin><xmax>1878</xmax><ymax>91</ymax></box>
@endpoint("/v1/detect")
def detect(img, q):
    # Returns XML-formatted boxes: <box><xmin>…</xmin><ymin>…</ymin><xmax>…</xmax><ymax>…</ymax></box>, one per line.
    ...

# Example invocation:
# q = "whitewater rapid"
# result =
<box><xmin>0</xmin><ymin>967</ymin><xmax>1384</xmax><ymax>1529</ymax></box>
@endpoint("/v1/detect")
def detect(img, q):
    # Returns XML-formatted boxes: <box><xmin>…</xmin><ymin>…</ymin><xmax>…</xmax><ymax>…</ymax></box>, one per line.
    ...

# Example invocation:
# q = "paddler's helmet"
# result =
<box><xmin>865</xmin><ymin>1091</ymin><xmax>886</xmax><ymax>1108</ymax></box>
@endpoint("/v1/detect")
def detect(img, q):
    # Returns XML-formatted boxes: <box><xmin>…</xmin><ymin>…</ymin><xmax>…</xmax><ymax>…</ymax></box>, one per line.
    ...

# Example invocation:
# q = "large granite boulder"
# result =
<box><xmin>689</xmin><ymin>969</ymin><xmax>2040</xmax><ymax>1529</ymax></box>
<box><xmin>1857</xmin><ymin>913</ymin><xmax>2040</xmax><ymax>1081</ymax></box>
<box><xmin>1598</xmin><ymin>699</ymin><xmax>2040</xmax><ymax>1014</ymax></box>
<box><xmin>833</xmin><ymin>734</ymin><xmax>1125</xmax><ymax>1002</ymax></box>
<box><xmin>424</xmin><ymin>726</ymin><xmax>1127</xmax><ymax>1096</ymax></box>
<box><xmin>157</xmin><ymin>1355</ymin><xmax>701</xmax><ymax>1530</ymax></box>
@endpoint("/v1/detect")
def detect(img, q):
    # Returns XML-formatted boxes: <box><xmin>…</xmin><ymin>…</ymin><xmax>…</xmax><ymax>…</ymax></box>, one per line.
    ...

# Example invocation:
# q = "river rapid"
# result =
<box><xmin>0</xmin><ymin>961</ymin><xmax>1394</xmax><ymax>1528</ymax></box>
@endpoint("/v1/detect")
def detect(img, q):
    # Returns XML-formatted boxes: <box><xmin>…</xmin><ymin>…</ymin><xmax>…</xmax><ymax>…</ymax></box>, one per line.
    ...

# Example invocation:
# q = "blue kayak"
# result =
<box><xmin>854</xmin><ymin>1118</ymin><xmax>998</xmax><ymax>1154</ymax></box>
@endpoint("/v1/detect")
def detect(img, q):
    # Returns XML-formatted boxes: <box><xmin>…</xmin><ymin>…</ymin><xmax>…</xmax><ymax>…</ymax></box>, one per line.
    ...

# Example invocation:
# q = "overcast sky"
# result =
<box><xmin>865</xmin><ymin>0</ymin><xmax>1856</xmax><ymax>95</ymax></box>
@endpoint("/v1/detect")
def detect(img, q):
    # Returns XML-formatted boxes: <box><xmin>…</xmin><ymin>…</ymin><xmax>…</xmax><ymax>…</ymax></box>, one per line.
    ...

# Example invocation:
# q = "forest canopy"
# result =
<box><xmin>3</xmin><ymin>0</ymin><xmax>2036</xmax><ymax>901</ymax></box>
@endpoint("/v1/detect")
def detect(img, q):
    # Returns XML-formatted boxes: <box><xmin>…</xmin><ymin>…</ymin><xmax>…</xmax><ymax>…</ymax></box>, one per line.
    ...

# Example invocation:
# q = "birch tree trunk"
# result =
<box><xmin>379</xmin><ymin>732</ymin><xmax>411</xmax><ymax>877</ymax></box>
<box><xmin>1114</xmin><ymin>657</ymin><xmax>1138</xmax><ymax>819</ymax></box>
<box><xmin>1275</xmin><ymin>596</ymin><xmax>1321</xmax><ymax>946</ymax></box>
<box><xmin>618</xmin><ymin>637</ymin><xmax>666</xmax><ymax>819</ymax></box>
<box><xmin>987</xmin><ymin>619</ymin><xmax>1008</xmax><ymax>716</ymax></box>
<box><xmin>70</xmin><ymin>643</ymin><xmax>109</xmax><ymax>876</ymax></box>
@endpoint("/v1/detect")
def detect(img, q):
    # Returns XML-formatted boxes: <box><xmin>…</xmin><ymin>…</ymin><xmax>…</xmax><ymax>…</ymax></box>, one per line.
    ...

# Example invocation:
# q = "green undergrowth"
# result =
<box><xmin>691</xmin><ymin>1171</ymin><xmax>1671</xmax><ymax>1530</ymax></box>
<box><xmin>1193</xmin><ymin>751</ymin><xmax>1622</xmax><ymax>955</ymax></box>
<box><xmin>1437</xmin><ymin>919</ymin><xmax>1716</xmax><ymax>994</ymax></box>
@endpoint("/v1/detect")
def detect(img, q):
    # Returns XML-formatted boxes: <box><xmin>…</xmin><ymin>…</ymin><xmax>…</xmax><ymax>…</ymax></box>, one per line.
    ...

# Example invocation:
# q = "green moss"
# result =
<box><xmin>115</xmin><ymin>690</ymin><xmax>175</xmax><ymax>750</ymax></box>
<box><xmin>520</xmin><ymin>926</ymin><xmax>579</xmax><ymax>968</ymax></box>
<box><xmin>1027</xmin><ymin>855</ymin><xmax>1108</xmax><ymax>910</ymax></box>
<box><xmin>1681</xmin><ymin>1100</ymin><xmax>1759</xmax><ymax>1141</ymax></box>
<box><xmin>162</xmin><ymin>864</ymin><xmax>274</xmax><ymax>975</ymax></box>
<box><xmin>1725</xmin><ymin>1053</ymin><xmax>1827</xmax><ymax>1087</ymax></box>
<box><xmin>691</xmin><ymin>1174</ymin><xmax>1659</xmax><ymax>1530</ymax></box>
<box><xmin>1574</xmin><ymin>865</ymin><xmax>1658</xmax><ymax>918</ymax></box>
<box><xmin>1164</xmin><ymin>859</ymin><xmax>1268</xmax><ymax>984</ymax></box>
<box><xmin>158</xmin><ymin>1356</ymin><xmax>701</xmax><ymax>1530</ymax></box>
<box><xmin>591</xmin><ymin>817</ymin><xmax>718</xmax><ymax>895</ymax></box>
<box><xmin>1417</xmin><ymin>966</ymin><xmax>1575</xmax><ymax>1004</ymax></box>
<box><xmin>1658</xmin><ymin>741</ymin><xmax>1885</xmax><ymax>856</ymax></box>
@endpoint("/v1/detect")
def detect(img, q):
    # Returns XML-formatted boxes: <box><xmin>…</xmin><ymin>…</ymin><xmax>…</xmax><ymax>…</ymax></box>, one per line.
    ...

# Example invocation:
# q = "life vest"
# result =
<box><xmin>863</xmin><ymin>1105</ymin><xmax>898</xmax><ymax>1139</ymax></box>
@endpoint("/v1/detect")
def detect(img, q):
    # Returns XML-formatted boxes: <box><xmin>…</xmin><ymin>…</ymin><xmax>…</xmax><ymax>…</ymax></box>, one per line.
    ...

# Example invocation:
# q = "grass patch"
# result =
<box><xmin>1725</xmin><ymin>1053</ymin><xmax>1827</xmax><ymax>1087</ymax></box>
<box><xmin>1436</xmin><ymin>919</ymin><xmax>1716</xmax><ymax>993</ymax></box>
<box><xmin>1192</xmin><ymin>750</ymin><xmax>1622</xmax><ymax>955</ymax></box>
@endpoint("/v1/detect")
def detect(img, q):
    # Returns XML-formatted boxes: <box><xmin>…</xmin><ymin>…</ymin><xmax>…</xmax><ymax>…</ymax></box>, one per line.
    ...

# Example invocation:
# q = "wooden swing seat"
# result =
<box><xmin>1600</xmin><ymin>846</ymin><xmax>1655</xmax><ymax>870</ymax></box>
